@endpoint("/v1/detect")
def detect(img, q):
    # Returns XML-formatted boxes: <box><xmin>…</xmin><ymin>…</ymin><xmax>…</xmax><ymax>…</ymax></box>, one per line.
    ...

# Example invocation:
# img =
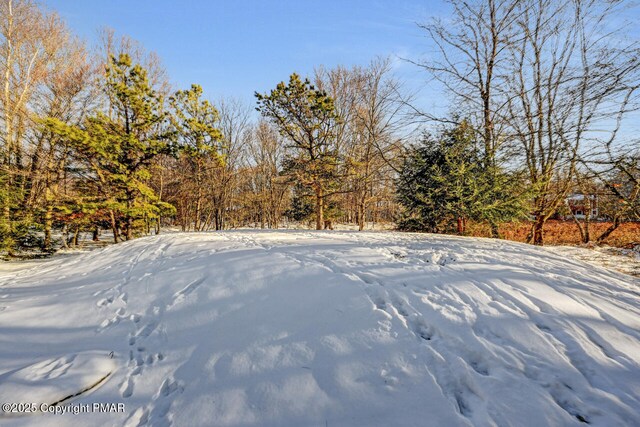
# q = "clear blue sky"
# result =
<box><xmin>41</xmin><ymin>0</ymin><xmax>446</xmax><ymax>110</ymax></box>
<box><xmin>37</xmin><ymin>0</ymin><xmax>640</xmax><ymax>141</ymax></box>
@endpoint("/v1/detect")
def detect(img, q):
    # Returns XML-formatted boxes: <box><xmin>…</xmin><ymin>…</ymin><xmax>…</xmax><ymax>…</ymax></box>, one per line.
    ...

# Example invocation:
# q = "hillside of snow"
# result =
<box><xmin>0</xmin><ymin>231</ymin><xmax>639</xmax><ymax>426</ymax></box>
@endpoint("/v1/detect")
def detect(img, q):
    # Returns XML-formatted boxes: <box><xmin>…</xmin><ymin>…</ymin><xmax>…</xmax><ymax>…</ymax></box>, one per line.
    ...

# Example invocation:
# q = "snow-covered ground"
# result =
<box><xmin>549</xmin><ymin>245</ymin><xmax>640</xmax><ymax>278</ymax></box>
<box><xmin>0</xmin><ymin>231</ymin><xmax>639</xmax><ymax>426</ymax></box>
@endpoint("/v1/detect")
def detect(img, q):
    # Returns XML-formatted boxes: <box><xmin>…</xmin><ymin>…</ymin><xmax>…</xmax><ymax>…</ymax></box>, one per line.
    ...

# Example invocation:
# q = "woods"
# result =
<box><xmin>413</xmin><ymin>0</ymin><xmax>640</xmax><ymax>245</ymax></box>
<box><xmin>0</xmin><ymin>0</ymin><xmax>638</xmax><ymax>255</ymax></box>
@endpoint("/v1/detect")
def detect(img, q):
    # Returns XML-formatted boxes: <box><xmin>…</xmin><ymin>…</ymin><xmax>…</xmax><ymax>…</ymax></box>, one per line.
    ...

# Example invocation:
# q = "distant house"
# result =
<box><xmin>565</xmin><ymin>193</ymin><xmax>598</xmax><ymax>219</ymax></box>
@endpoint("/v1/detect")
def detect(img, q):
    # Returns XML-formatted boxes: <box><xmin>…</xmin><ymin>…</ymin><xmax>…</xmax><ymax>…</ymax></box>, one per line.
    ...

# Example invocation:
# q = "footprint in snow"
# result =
<box><xmin>96</xmin><ymin>296</ymin><xmax>113</xmax><ymax>307</ymax></box>
<box><xmin>146</xmin><ymin>378</ymin><xmax>184</xmax><ymax>425</ymax></box>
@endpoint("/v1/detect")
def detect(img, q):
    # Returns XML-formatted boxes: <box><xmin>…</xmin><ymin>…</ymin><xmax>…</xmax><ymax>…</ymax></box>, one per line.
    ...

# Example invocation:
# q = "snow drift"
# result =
<box><xmin>0</xmin><ymin>231</ymin><xmax>639</xmax><ymax>426</ymax></box>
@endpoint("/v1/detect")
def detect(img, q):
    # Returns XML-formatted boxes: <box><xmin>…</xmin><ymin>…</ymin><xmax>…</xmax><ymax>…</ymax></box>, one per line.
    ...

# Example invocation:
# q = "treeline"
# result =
<box><xmin>400</xmin><ymin>0</ymin><xmax>640</xmax><ymax>245</ymax></box>
<box><xmin>1</xmin><ymin>0</ymin><xmax>639</xmax><ymax>255</ymax></box>
<box><xmin>0</xmin><ymin>0</ymin><xmax>407</xmax><ymax>254</ymax></box>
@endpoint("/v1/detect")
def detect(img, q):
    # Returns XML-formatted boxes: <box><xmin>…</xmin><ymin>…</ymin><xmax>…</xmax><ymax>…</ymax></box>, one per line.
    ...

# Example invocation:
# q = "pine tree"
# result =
<box><xmin>256</xmin><ymin>73</ymin><xmax>340</xmax><ymax>230</ymax></box>
<box><xmin>169</xmin><ymin>84</ymin><xmax>224</xmax><ymax>231</ymax></box>
<box><xmin>46</xmin><ymin>53</ymin><xmax>175</xmax><ymax>241</ymax></box>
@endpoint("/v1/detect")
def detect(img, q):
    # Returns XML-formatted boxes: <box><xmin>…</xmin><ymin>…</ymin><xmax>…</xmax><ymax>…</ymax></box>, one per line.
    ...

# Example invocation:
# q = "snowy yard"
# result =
<box><xmin>0</xmin><ymin>231</ymin><xmax>639</xmax><ymax>426</ymax></box>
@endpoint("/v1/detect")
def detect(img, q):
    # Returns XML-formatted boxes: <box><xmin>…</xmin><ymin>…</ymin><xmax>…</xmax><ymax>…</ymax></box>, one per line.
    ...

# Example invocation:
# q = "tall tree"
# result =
<box><xmin>247</xmin><ymin>120</ymin><xmax>288</xmax><ymax>229</ymax></box>
<box><xmin>211</xmin><ymin>97</ymin><xmax>252</xmax><ymax>230</ymax></box>
<box><xmin>256</xmin><ymin>73</ymin><xmax>340</xmax><ymax>230</ymax></box>
<box><xmin>28</xmin><ymin>36</ymin><xmax>96</xmax><ymax>250</ymax></box>
<box><xmin>46</xmin><ymin>53</ymin><xmax>174</xmax><ymax>241</ymax></box>
<box><xmin>505</xmin><ymin>0</ymin><xmax>640</xmax><ymax>244</ymax></box>
<box><xmin>417</xmin><ymin>0</ymin><xmax>525</xmax><ymax>237</ymax></box>
<box><xmin>351</xmin><ymin>58</ymin><xmax>406</xmax><ymax>230</ymax></box>
<box><xmin>0</xmin><ymin>0</ymin><xmax>69</xmax><ymax>251</ymax></box>
<box><xmin>169</xmin><ymin>84</ymin><xmax>223</xmax><ymax>231</ymax></box>
<box><xmin>417</xmin><ymin>0</ymin><xmax>520</xmax><ymax>169</ymax></box>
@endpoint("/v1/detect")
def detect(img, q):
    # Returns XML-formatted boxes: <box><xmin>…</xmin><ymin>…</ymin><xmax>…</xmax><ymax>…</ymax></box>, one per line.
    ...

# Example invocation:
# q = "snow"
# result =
<box><xmin>549</xmin><ymin>245</ymin><xmax>640</xmax><ymax>277</ymax></box>
<box><xmin>0</xmin><ymin>351</ymin><xmax>116</xmax><ymax>407</ymax></box>
<box><xmin>0</xmin><ymin>231</ymin><xmax>639</xmax><ymax>426</ymax></box>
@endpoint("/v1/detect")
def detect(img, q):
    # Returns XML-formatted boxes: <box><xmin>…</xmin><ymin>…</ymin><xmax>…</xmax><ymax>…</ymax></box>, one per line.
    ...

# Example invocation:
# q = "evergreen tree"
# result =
<box><xmin>397</xmin><ymin>122</ymin><xmax>526</xmax><ymax>234</ymax></box>
<box><xmin>286</xmin><ymin>183</ymin><xmax>315</xmax><ymax>222</ymax></box>
<box><xmin>46</xmin><ymin>53</ymin><xmax>175</xmax><ymax>241</ymax></box>
<box><xmin>256</xmin><ymin>73</ymin><xmax>340</xmax><ymax>230</ymax></box>
<box><xmin>169</xmin><ymin>84</ymin><xmax>224</xmax><ymax>230</ymax></box>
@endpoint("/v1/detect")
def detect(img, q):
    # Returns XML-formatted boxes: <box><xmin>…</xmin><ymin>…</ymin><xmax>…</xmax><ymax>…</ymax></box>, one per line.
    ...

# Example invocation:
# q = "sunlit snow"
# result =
<box><xmin>0</xmin><ymin>231</ymin><xmax>639</xmax><ymax>426</ymax></box>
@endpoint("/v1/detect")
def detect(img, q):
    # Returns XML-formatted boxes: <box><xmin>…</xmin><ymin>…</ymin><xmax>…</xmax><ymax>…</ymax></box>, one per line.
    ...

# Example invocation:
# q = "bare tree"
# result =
<box><xmin>416</xmin><ymin>0</ymin><xmax>521</xmax><ymax>168</ymax></box>
<box><xmin>350</xmin><ymin>58</ymin><xmax>407</xmax><ymax>230</ymax></box>
<box><xmin>315</xmin><ymin>58</ymin><xmax>408</xmax><ymax>230</ymax></box>
<box><xmin>506</xmin><ymin>0</ymin><xmax>640</xmax><ymax>244</ymax></box>
<box><xmin>247</xmin><ymin>120</ymin><xmax>289</xmax><ymax>228</ymax></box>
<box><xmin>581</xmin><ymin>146</ymin><xmax>640</xmax><ymax>242</ymax></box>
<box><xmin>28</xmin><ymin>37</ymin><xmax>96</xmax><ymax>249</ymax></box>
<box><xmin>419</xmin><ymin>0</ymin><xmax>640</xmax><ymax>245</ymax></box>
<box><xmin>0</xmin><ymin>0</ymin><xmax>69</xmax><ymax>248</ymax></box>
<box><xmin>210</xmin><ymin>97</ymin><xmax>252</xmax><ymax>230</ymax></box>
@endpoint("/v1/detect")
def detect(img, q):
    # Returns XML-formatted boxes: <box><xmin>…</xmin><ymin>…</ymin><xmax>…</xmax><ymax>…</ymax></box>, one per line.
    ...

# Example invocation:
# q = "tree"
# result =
<box><xmin>505</xmin><ymin>0</ymin><xmax>640</xmax><ymax>245</ymax></box>
<box><xmin>46</xmin><ymin>53</ymin><xmax>174</xmax><ymax>241</ymax></box>
<box><xmin>256</xmin><ymin>73</ymin><xmax>340</xmax><ymax>230</ymax></box>
<box><xmin>416</xmin><ymin>0</ymin><xmax>525</xmax><ymax>237</ymax></box>
<box><xmin>418</xmin><ymin>0</ymin><xmax>640</xmax><ymax>245</ymax></box>
<box><xmin>349</xmin><ymin>58</ymin><xmax>407</xmax><ymax>231</ymax></box>
<box><xmin>247</xmin><ymin>120</ymin><xmax>289</xmax><ymax>228</ymax></box>
<box><xmin>169</xmin><ymin>84</ymin><xmax>223</xmax><ymax>231</ymax></box>
<box><xmin>27</xmin><ymin>37</ymin><xmax>96</xmax><ymax>251</ymax></box>
<box><xmin>578</xmin><ymin>149</ymin><xmax>640</xmax><ymax>243</ymax></box>
<box><xmin>397</xmin><ymin>122</ymin><xmax>526</xmax><ymax>233</ymax></box>
<box><xmin>0</xmin><ymin>0</ymin><xmax>73</xmax><ymax>252</ymax></box>
<box><xmin>417</xmin><ymin>0</ymin><xmax>520</xmax><ymax>170</ymax></box>
<box><xmin>211</xmin><ymin>97</ymin><xmax>252</xmax><ymax>230</ymax></box>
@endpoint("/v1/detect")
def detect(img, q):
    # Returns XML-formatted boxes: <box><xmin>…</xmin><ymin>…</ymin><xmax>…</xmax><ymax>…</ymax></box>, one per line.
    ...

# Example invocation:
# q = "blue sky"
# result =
<box><xmin>38</xmin><ymin>0</ymin><xmax>640</xmax><ymax>142</ymax></box>
<box><xmin>41</xmin><ymin>0</ymin><xmax>446</xmax><ymax>110</ymax></box>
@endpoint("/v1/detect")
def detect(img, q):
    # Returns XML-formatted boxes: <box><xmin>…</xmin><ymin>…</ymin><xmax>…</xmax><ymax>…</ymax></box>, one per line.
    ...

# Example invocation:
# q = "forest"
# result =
<box><xmin>1</xmin><ymin>0</ymin><xmax>639</xmax><ymax>256</ymax></box>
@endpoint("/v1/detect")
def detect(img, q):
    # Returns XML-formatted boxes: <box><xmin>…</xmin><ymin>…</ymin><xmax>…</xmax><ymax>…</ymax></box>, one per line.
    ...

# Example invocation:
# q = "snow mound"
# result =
<box><xmin>0</xmin><ymin>231</ymin><xmax>639</xmax><ymax>427</ymax></box>
<box><xmin>0</xmin><ymin>351</ymin><xmax>116</xmax><ymax>415</ymax></box>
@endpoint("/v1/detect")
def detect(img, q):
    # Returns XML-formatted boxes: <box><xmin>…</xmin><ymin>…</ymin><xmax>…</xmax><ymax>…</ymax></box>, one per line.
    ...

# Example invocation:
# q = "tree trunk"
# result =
<box><xmin>70</xmin><ymin>227</ymin><xmax>80</xmax><ymax>247</ymax></box>
<box><xmin>596</xmin><ymin>216</ymin><xmax>620</xmax><ymax>244</ymax></box>
<box><xmin>570</xmin><ymin>195</ymin><xmax>592</xmax><ymax>243</ymax></box>
<box><xmin>43</xmin><ymin>203</ymin><xmax>53</xmax><ymax>251</ymax></box>
<box><xmin>194</xmin><ymin>196</ymin><xmax>201</xmax><ymax>231</ymax></box>
<box><xmin>530</xmin><ymin>217</ymin><xmax>545</xmax><ymax>246</ymax></box>
<box><xmin>109</xmin><ymin>209</ymin><xmax>119</xmax><ymax>243</ymax></box>
<box><xmin>61</xmin><ymin>224</ymin><xmax>69</xmax><ymax>249</ymax></box>
<box><xmin>489</xmin><ymin>221</ymin><xmax>499</xmax><ymax>239</ymax></box>
<box><xmin>215</xmin><ymin>207</ymin><xmax>223</xmax><ymax>231</ymax></box>
<box><xmin>125</xmin><ymin>216</ymin><xmax>133</xmax><ymax>240</ymax></box>
<box><xmin>315</xmin><ymin>187</ymin><xmax>324</xmax><ymax>230</ymax></box>
<box><xmin>2</xmin><ymin>205</ymin><xmax>10</xmax><ymax>241</ymax></box>
<box><xmin>357</xmin><ymin>195</ymin><xmax>366</xmax><ymax>231</ymax></box>
<box><xmin>125</xmin><ymin>188</ymin><xmax>134</xmax><ymax>240</ymax></box>
<box><xmin>92</xmin><ymin>226</ymin><xmax>99</xmax><ymax>242</ymax></box>
<box><xmin>570</xmin><ymin>215</ymin><xmax>587</xmax><ymax>243</ymax></box>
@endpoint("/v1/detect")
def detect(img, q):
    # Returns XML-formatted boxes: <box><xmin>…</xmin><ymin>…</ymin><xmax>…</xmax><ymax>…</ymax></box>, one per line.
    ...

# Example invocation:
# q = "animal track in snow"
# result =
<box><xmin>168</xmin><ymin>277</ymin><xmax>206</xmax><ymax>309</ymax></box>
<box><xmin>120</xmin><ymin>376</ymin><xmax>134</xmax><ymax>398</ymax></box>
<box><xmin>137</xmin><ymin>377</ymin><xmax>185</xmax><ymax>427</ymax></box>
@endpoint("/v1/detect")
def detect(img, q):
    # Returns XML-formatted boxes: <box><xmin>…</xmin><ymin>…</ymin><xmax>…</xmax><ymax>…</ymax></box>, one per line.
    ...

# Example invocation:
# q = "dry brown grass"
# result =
<box><xmin>466</xmin><ymin>220</ymin><xmax>640</xmax><ymax>248</ymax></box>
